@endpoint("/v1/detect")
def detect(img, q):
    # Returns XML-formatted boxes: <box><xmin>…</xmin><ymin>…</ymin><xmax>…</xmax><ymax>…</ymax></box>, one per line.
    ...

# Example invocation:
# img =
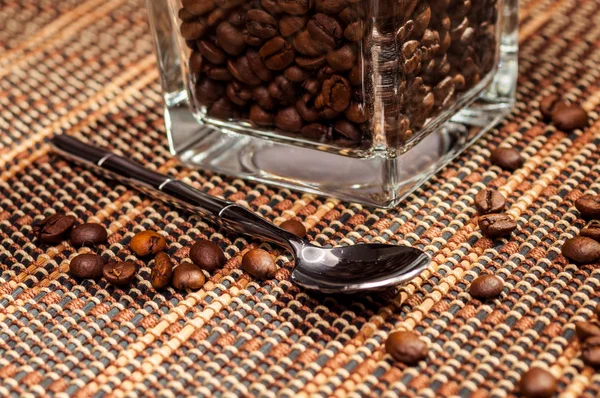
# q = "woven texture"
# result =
<box><xmin>1</xmin><ymin>0</ymin><xmax>600</xmax><ymax>396</ymax></box>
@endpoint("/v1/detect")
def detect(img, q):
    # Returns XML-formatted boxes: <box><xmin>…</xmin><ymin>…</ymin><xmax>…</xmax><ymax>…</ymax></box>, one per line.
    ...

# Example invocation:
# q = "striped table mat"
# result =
<box><xmin>1</xmin><ymin>0</ymin><xmax>600</xmax><ymax>396</ymax></box>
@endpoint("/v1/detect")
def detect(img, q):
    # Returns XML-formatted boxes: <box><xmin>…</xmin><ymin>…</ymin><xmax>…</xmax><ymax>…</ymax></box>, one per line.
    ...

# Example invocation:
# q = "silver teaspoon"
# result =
<box><xmin>50</xmin><ymin>135</ymin><xmax>430</xmax><ymax>293</ymax></box>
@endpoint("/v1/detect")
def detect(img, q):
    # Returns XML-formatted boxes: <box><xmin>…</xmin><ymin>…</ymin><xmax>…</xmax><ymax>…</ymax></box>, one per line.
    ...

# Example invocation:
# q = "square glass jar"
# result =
<box><xmin>148</xmin><ymin>0</ymin><xmax>518</xmax><ymax>207</ymax></box>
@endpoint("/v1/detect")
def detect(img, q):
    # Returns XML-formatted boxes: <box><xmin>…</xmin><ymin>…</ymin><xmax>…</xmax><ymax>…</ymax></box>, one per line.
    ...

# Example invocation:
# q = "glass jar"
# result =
<box><xmin>148</xmin><ymin>0</ymin><xmax>518</xmax><ymax>207</ymax></box>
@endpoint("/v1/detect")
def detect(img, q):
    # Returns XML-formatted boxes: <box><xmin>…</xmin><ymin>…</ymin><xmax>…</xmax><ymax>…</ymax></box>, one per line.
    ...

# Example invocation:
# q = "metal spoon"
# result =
<box><xmin>50</xmin><ymin>135</ymin><xmax>430</xmax><ymax>293</ymax></box>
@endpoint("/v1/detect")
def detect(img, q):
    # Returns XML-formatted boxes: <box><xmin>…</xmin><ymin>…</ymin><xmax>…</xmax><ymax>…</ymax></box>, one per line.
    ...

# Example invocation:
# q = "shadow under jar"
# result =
<box><xmin>148</xmin><ymin>0</ymin><xmax>518</xmax><ymax>207</ymax></box>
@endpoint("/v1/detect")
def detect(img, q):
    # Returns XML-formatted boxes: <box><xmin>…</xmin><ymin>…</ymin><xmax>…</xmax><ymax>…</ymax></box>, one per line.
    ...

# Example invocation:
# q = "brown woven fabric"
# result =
<box><xmin>1</xmin><ymin>0</ymin><xmax>600</xmax><ymax>396</ymax></box>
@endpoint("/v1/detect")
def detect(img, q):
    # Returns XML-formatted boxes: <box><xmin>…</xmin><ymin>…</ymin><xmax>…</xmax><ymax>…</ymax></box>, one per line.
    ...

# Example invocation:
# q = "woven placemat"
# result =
<box><xmin>1</xmin><ymin>0</ymin><xmax>600</xmax><ymax>396</ymax></box>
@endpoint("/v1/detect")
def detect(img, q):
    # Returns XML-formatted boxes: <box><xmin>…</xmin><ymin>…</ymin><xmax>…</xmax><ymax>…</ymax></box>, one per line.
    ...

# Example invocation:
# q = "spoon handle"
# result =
<box><xmin>50</xmin><ymin>135</ymin><xmax>300</xmax><ymax>250</ymax></box>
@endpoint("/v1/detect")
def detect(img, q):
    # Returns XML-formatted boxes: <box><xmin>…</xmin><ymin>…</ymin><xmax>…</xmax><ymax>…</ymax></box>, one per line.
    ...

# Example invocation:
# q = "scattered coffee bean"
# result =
<box><xmin>69</xmin><ymin>254</ymin><xmax>106</xmax><ymax>279</ymax></box>
<box><xmin>474</xmin><ymin>189</ymin><xmax>506</xmax><ymax>214</ymax></box>
<box><xmin>519</xmin><ymin>367</ymin><xmax>557</xmax><ymax>398</ymax></box>
<box><xmin>33</xmin><ymin>213</ymin><xmax>76</xmax><ymax>244</ymax></box>
<box><xmin>385</xmin><ymin>331</ymin><xmax>428</xmax><ymax>365</ymax></box>
<box><xmin>279</xmin><ymin>219</ymin><xmax>307</xmax><ymax>238</ymax></box>
<box><xmin>70</xmin><ymin>223</ymin><xmax>108</xmax><ymax>247</ymax></box>
<box><xmin>172</xmin><ymin>262</ymin><xmax>206</xmax><ymax>290</ymax></box>
<box><xmin>575</xmin><ymin>321</ymin><xmax>600</xmax><ymax>342</ymax></box>
<box><xmin>469</xmin><ymin>275</ymin><xmax>504</xmax><ymax>299</ymax></box>
<box><xmin>561</xmin><ymin>237</ymin><xmax>600</xmax><ymax>264</ymax></box>
<box><xmin>552</xmin><ymin>103</ymin><xmax>589</xmax><ymax>131</ymax></box>
<box><xmin>595</xmin><ymin>303</ymin><xmax>600</xmax><ymax>319</ymax></box>
<box><xmin>151</xmin><ymin>252</ymin><xmax>174</xmax><ymax>290</ymax></box>
<box><xmin>580</xmin><ymin>224</ymin><xmax>600</xmax><ymax>242</ymax></box>
<box><xmin>103</xmin><ymin>261</ymin><xmax>137</xmax><ymax>287</ymax></box>
<box><xmin>478</xmin><ymin>213</ymin><xmax>517</xmax><ymax>238</ymax></box>
<box><xmin>575</xmin><ymin>195</ymin><xmax>600</xmax><ymax>219</ymax></box>
<box><xmin>242</xmin><ymin>249</ymin><xmax>277</xmax><ymax>279</ymax></box>
<box><xmin>582</xmin><ymin>336</ymin><xmax>600</xmax><ymax>368</ymax></box>
<box><xmin>130</xmin><ymin>231</ymin><xmax>167</xmax><ymax>257</ymax></box>
<box><xmin>491</xmin><ymin>147</ymin><xmax>524</xmax><ymax>171</ymax></box>
<box><xmin>189</xmin><ymin>239</ymin><xmax>226</xmax><ymax>272</ymax></box>
<box><xmin>539</xmin><ymin>94</ymin><xmax>561</xmax><ymax>121</ymax></box>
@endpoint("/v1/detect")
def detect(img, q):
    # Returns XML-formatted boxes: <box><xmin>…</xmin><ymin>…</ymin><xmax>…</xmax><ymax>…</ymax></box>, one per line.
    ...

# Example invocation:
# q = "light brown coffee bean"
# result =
<box><xmin>151</xmin><ymin>252</ymin><xmax>174</xmax><ymax>290</ymax></box>
<box><xmin>189</xmin><ymin>239</ymin><xmax>226</xmax><ymax>272</ymax></box>
<box><xmin>580</xmin><ymin>224</ymin><xmax>600</xmax><ymax>242</ymax></box>
<box><xmin>474</xmin><ymin>189</ymin><xmax>505</xmax><ymax>214</ymax></box>
<box><xmin>385</xmin><ymin>331</ymin><xmax>428</xmax><ymax>365</ymax></box>
<box><xmin>242</xmin><ymin>249</ymin><xmax>277</xmax><ymax>279</ymax></box>
<box><xmin>561</xmin><ymin>237</ymin><xmax>600</xmax><ymax>264</ymax></box>
<box><xmin>575</xmin><ymin>195</ymin><xmax>600</xmax><ymax>219</ymax></box>
<box><xmin>103</xmin><ymin>261</ymin><xmax>137</xmax><ymax>287</ymax></box>
<box><xmin>172</xmin><ymin>262</ymin><xmax>206</xmax><ymax>290</ymax></box>
<box><xmin>469</xmin><ymin>275</ymin><xmax>504</xmax><ymax>299</ymax></box>
<box><xmin>519</xmin><ymin>367</ymin><xmax>557</xmax><ymax>398</ymax></box>
<box><xmin>279</xmin><ymin>219</ymin><xmax>307</xmax><ymax>238</ymax></box>
<box><xmin>130</xmin><ymin>231</ymin><xmax>167</xmax><ymax>257</ymax></box>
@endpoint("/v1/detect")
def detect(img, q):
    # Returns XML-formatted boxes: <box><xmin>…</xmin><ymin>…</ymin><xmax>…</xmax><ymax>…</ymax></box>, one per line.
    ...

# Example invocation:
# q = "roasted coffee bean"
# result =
<box><xmin>207</xmin><ymin>7</ymin><xmax>227</xmax><ymax>26</ymax></box>
<box><xmin>575</xmin><ymin>195</ymin><xmax>600</xmax><ymax>219</ymax></box>
<box><xmin>580</xmin><ymin>224</ymin><xmax>600</xmax><ymax>242</ymax></box>
<box><xmin>215</xmin><ymin>0</ymin><xmax>245</xmax><ymax>10</ymax></box>
<box><xmin>344</xmin><ymin>20</ymin><xmax>363</xmax><ymax>41</ymax></box>
<box><xmin>277</xmin><ymin>0</ymin><xmax>312</xmax><ymax>15</ymax></box>
<box><xmin>478</xmin><ymin>213</ymin><xmax>517</xmax><ymax>238</ymax></box>
<box><xmin>180</xmin><ymin>19</ymin><xmax>208</xmax><ymax>40</ymax></box>
<box><xmin>227</xmin><ymin>56</ymin><xmax>262</xmax><ymax>85</ymax></box>
<box><xmin>326</xmin><ymin>44</ymin><xmax>356</xmax><ymax>71</ymax></box>
<box><xmin>33</xmin><ymin>214</ymin><xmax>76</xmax><ymax>244</ymax></box>
<box><xmin>228</xmin><ymin>8</ymin><xmax>247</xmax><ymax>25</ymax></box>
<box><xmin>491</xmin><ymin>147</ymin><xmax>523</xmax><ymax>170</ymax></box>
<box><xmin>469</xmin><ymin>275</ymin><xmax>503</xmax><ymax>299</ymax></box>
<box><xmin>333</xmin><ymin>119</ymin><xmax>361</xmax><ymax>142</ymax></box>
<box><xmin>246</xmin><ymin>9</ymin><xmax>278</xmax><ymax>39</ymax></box>
<box><xmin>253</xmin><ymin>86</ymin><xmax>276</xmax><ymax>110</ymax></box>
<box><xmin>582</xmin><ymin>336</ymin><xmax>600</xmax><ymax>368</ymax></box>
<box><xmin>103</xmin><ymin>261</ymin><xmax>137</xmax><ymax>287</ymax></box>
<box><xmin>296</xmin><ymin>55</ymin><xmax>326</xmax><ymax>69</ymax></box>
<box><xmin>247</xmin><ymin>50</ymin><xmax>274</xmax><ymax>81</ymax></box>
<box><xmin>179</xmin><ymin>7</ymin><xmax>197</xmax><ymax>21</ymax></box>
<box><xmin>209</xmin><ymin>97</ymin><xmax>239</xmax><ymax>119</ymax></box>
<box><xmin>226</xmin><ymin>80</ymin><xmax>253</xmax><ymax>105</ymax></box>
<box><xmin>284</xmin><ymin>65</ymin><xmax>310</xmax><ymax>82</ymax></box>
<box><xmin>190</xmin><ymin>239</ymin><xmax>226</xmax><ymax>272</ymax></box>
<box><xmin>280</xmin><ymin>15</ymin><xmax>307</xmax><ymax>37</ymax></box>
<box><xmin>182</xmin><ymin>0</ymin><xmax>216</xmax><ymax>15</ymax></box>
<box><xmin>261</xmin><ymin>0</ymin><xmax>281</xmax><ymax>14</ymax></box>
<box><xmin>561</xmin><ymin>237</ymin><xmax>600</xmax><ymax>264</ymax></box>
<box><xmin>519</xmin><ymin>367</ymin><xmax>557</xmax><ymax>398</ymax></box>
<box><xmin>250</xmin><ymin>104</ymin><xmax>275</xmax><ymax>126</ymax></box>
<box><xmin>189</xmin><ymin>51</ymin><xmax>204</xmax><ymax>73</ymax></box>
<box><xmin>307</xmin><ymin>14</ymin><xmax>341</xmax><ymax>49</ymax></box>
<box><xmin>411</xmin><ymin>1</ymin><xmax>431</xmax><ymax>38</ymax></box>
<box><xmin>539</xmin><ymin>94</ymin><xmax>561</xmax><ymax>121</ymax></box>
<box><xmin>345</xmin><ymin>101</ymin><xmax>367</xmax><ymax>123</ymax></box>
<box><xmin>203</xmin><ymin>63</ymin><xmax>233</xmax><ymax>80</ymax></box>
<box><xmin>301</xmin><ymin>123</ymin><xmax>328</xmax><ymax>139</ymax></box>
<box><xmin>552</xmin><ymin>103</ymin><xmax>589</xmax><ymax>131</ymax></box>
<box><xmin>302</xmin><ymin>78</ymin><xmax>321</xmax><ymax>94</ymax></box>
<box><xmin>474</xmin><ymin>188</ymin><xmax>505</xmax><ymax>214</ymax></box>
<box><xmin>575</xmin><ymin>321</ymin><xmax>600</xmax><ymax>342</ymax></box>
<box><xmin>244</xmin><ymin>31</ymin><xmax>264</xmax><ymax>46</ymax></box>
<box><xmin>348</xmin><ymin>63</ymin><xmax>362</xmax><ymax>85</ymax></box>
<box><xmin>317</xmin><ymin>0</ymin><xmax>348</xmax><ymax>14</ymax></box>
<box><xmin>296</xmin><ymin>96</ymin><xmax>320</xmax><ymax>122</ymax></box>
<box><xmin>385</xmin><ymin>331</ymin><xmax>428</xmax><ymax>365</ymax></box>
<box><xmin>216</xmin><ymin>22</ymin><xmax>247</xmax><ymax>55</ymax></box>
<box><xmin>70</xmin><ymin>223</ymin><xmax>108</xmax><ymax>247</ymax></box>
<box><xmin>316</xmin><ymin>75</ymin><xmax>351</xmax><ymax>112</ymax></box>
<box><xmin>151</xmin><ymin>252</ymin><xmax>174</xmax><ymax>290</ymax></box>
<box><xmin>197</xmin><ymin>40</ymin><xmax>227</xmax><ymax>64</ymax></box>
<box><xmin>293</xmin><ymin>30</ymin><xmax>324</xmax><ymax>56</ymax></box>
<box><xmin>259</xmin><ymin>37</ymin><xmax>296</xmax><ymax>70</ymax></box>
<box><xmin>242</xmin><ymin>249</ymin><xmax>277</xmax><ymax>279</ymax></box>
<box><xmin>275</xmin><ymin>106</ymin><xmax>303</xmax><ymax>132</ymax></box>
<box><xmin>195</xmin><ymin>78</ymin><xmax>224</xmax><ymax>104</ymax></box>
<box><xmin>595</xmin><ymin>303</ymin><xmax>600</xmax><ymax>319</ymax></box>
<box><xmin>130</xmin><ymin>230</ymin><xmax>167</xmax><ymax>257</ymax></box>
<box><xmin>280</xmin><ymin>219</ymin><xmax>307</xmax><ymax>238</ymax></box>
<box><xmin>69</xmin><ymin>254</ymin><xmax>106</xmax><ymax>279</ymax></box>
<box><xmin>433</xmin><ymin>76</ymin><xmax>455</xmax><ymax>107</ymax></box>
<box><xmin>172</xmin><ymin>262</ymin><xmax>206</xmax><ymax>290</ymax></box>
<box><xmin>268</xmin><ymin>75</ymin><xmax>296</xmax><ymax>104</ymax></box>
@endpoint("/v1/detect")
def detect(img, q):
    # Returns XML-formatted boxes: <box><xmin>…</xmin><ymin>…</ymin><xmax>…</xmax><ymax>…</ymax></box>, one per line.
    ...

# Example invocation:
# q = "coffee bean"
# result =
<box><xmin>226</xmin><ymin>81</ymin><xmax>252</xmax><ymax>105</ymax></box>
<box><xmin>317</xmin><ymin>0</ymin><xmax>348</xmax><ymax>14</ymax></box>
<box><xmin>250</xmin><ymin>105</ymin><xmax>275</xmax><ymax>126</ymax></box>
<box><xmin>296</xmin><ymin>96</ymin><xmax>320</xmax><ymax>122</ymax></box>
<box><xmin>172</xmin><ymin>262</ymin><xmax>206</xmax><ymax>290</ymax></box>
<box><xmin>268</xmin><ymin>75</ymin><xmax>296</xmax><ymax>104</ymax></box>
<box><xmin>385</xmin><ymin>331</ymin><xmax>428</xmax><ymax>365</ymax></box>
<box><xmin>491</xmin><ymin>147</ymin><xmax>523</xmax><ymax>171</ymax></box>
<box><xmin>197</xmin><ymin>40</ymin><xmax>227</xmax><ymax>64</ymax></box>
<box><xmin>253</xmin><ymin>86</ymin><xmax>276</xmax><ymax>110</ymax></box>
<box><xmin>345</xmin><ymin>101</ymin><xmax>367</xmax><ymax>124</ymax></box>
<box><xmin>246</xmin><ymin>50</ymin><xmax>274</xmax><ymax>81</ymax></box>
<box><xmin>301</xmin><ymin>123</ymin><xmax>329</xmax><ymax>139</ymax></box>
<box><xmin>293</xmin><ymin>30</ymin><xmax>324</xmax><ymax>56</ymax></box>
<box><xmin>69</xmin><ymin>254</ymin><xmax>106</xmax><ymax>279</ymax></box>
<box><xmin>190</xmin><ymin>239</ymin><xmax>226</xmax><ymax>272</ymax></box>
<box><xmin>539</xmin><ymin>94</ymin><xmax>561</xmax><ymax>121</ymax></box>
<box><xmin>179</xmin><ymin>7</ymin><xmax>197</xmax><ymax>21</ymax></box>
<box><xmin>228</xmin><ymin>56</ymin><xmax>262</xmax><ymax>85</ymax></box>
<box><xmin>582</xmin><ymin>336</ymin><xmax>600</xmax><ymax>368</ymax></box>
<box><xmin>275</xmin><ymin>106</ymin><xmax>303</xmax><ymax>132</ymax></box>
<box><xmin>575</xmin><ymin>195</ymin><xmax>600</xmax><ymax>219</ymax></box>
<box><xmin>103</xmin><ymin>261</ymin><xmax>137</xmax><ymax>287</ymax></box>
<box><xmin>209</xmin><ymin>97</ymin><xmax>239</xmax><ymax>119</ymax></box>
<box><xmin>580</xmin><ymin>224</ymin><xmax>600</xmax><ymax>242</ymax></box>
<box><xmin>552</xmin><ymin>103</ymin><xmax>589</xmax><ymax>131</ymax></box>
<box><xmin>280</xmin><ymin>219</ymin><xmax>307</xmax><ymax>238</ymax></box>
<box><xmin>326</xmin><ymin>44</ymin><xmax>356</xmax><ymax>71</ymax></box>
<box><xmin>203</xmin><ymin>63</ymin><xmax>233</xmax><ymax>80</ymax></box>
<box><xmin>182</xmin><ymin>0</ymin><xmax>216</xmax><ymax>15</ymax></box>
<box><xmin>519</xmin><ymin>367</ymin><xmax>557</xmax><ymax>398</ymax></box>
<box><xmin>474</xmin><ymin>189</ymin><xmax>505</xmax><ymax>214</ymax></box>
<box><xmin>130</xmin><ymin>231</ymin><xmax>167</xmax><ymax>257</ymax></box>
<box><xmin>242</xmin><ymin>249</ymin><xmax>277</xmax><ymax>279</ymax></box>
<box><xmin>344</xmin><ymin>20</ymin><xmax>363</xmax><ymax>41</ymax></box>
<box><xmin>195</xmin><ymin>78</ymin><xmax>225</xmax><ymax>104</ymax></box>
<box><xmin>277</xmin><ymin>0</ymin><xmax>312</xmax><ymax>15</ymax></box>
<box><xmin>316</xmin><ymin>75</ymin><xmax>351</xmax><ymax>112</ymax></box>
<box><xmin>478</xmin><ymin>213</ymin><xmax>517</xmax><ymax>238</ymax></box>
<box><xmin>469</xmin><ymin>275</ymin><xmax>503</xmax><ymax>299</ymax></box>
<box><xmin>307</xmin><ymin>14</ymin><xmax>341</xmax><ymax>49</ymax></box>
<box><xmin>575</xmin><ymin>321</ymin><xmax>600</xmax><ymax>342</ymax></box>
<box><xmin>70</xmin><ymin>223</ymin><xmax>108</xmax><ymax>247</ymax></box>
<box><xmin>561</xmin><ymin>237</ymin><xmax>600</xmax><ymax>264</ymax></box>
<box><xmin>246</xmin><ymin>9</ymin><xmax>278</xmax><ymax>39</ymax></box>
<box><xmin>180</xmin><ymin>19</ymin><xmax>208</xmax><ymax>40</ymax></box>
<box><xmin>151</xmin><ymin>252</ymin><xmax>174</xmax><ymax>290</ymax></box>
<box><xmin>595</xmin><ymin>303</ymin><xmax>600</xmax><ymax>319</ymax></box>
<box><xmin>280</xmin><ymin>15</ymin><xmax>307</xmax><ymax>37</ymax></box>
<box><xmin>189</xmin><ymin>52</ymin><xmax>204</xmax><ymax>74</ymax></box>
<box><xmin>33</xmin><ymin>214</ymin><xmax>76</xmax><ymax>244</ymax></box>
<box><xmin>259</xmin><ymin>37</ymin><xmax>295</xmax><ymax>70</ymax></box>
<box><xmin>333</xmin><ymin>119</ymin><xmax>361</xmax><ymax>143</ymax></box>
<box><xmin>216</xmin><ymin>22</ymin><xmax>247</xmax><ymax>55</ymax></box>
<box><xmin>284</xmin><ymin>65</ymin><xmax>310</xmax><ymax>82</ymax></box>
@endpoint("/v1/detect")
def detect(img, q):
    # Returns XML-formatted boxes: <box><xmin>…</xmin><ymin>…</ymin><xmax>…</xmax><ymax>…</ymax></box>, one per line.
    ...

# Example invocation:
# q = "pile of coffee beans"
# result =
<box><xmin>539</xmin><ymin>95</ymin><xmax>589</xmax><ymax>131</ymax></box>
<box><xmin>179</xmin><ymin>0</ymin><xmax>500</xmax><ymax>148</ymax></box>
<box><xmin>561</xmin><ymin>194</ymin><xmax>600</xmax><ymax>265</ymax></box>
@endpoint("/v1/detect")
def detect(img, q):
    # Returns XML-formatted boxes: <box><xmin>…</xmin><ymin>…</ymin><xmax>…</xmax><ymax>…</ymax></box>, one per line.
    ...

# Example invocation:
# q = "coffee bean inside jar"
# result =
<box><xmin>180</xmin><ymin>0</ymin><xmax>500</xmax><ymax>150</ymax></box>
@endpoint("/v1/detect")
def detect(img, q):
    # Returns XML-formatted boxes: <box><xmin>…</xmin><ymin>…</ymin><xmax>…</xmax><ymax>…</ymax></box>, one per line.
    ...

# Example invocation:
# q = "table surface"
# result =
<box><xmin>1</xmin><ymin>0</ymin><xmax>600</xmax><ymax>396</ymax></box>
